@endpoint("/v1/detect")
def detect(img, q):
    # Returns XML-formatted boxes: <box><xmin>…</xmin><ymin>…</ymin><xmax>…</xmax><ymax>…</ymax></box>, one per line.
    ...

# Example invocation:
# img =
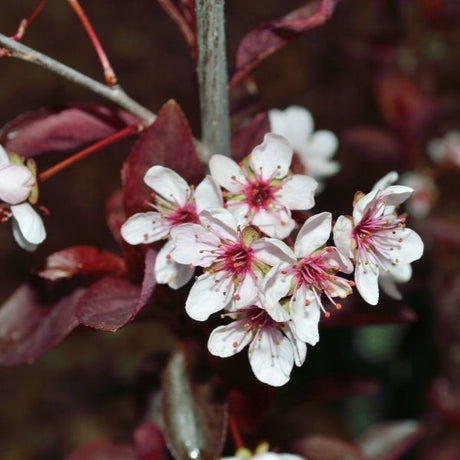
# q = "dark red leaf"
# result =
<box><xmin>134</xmin><ymin>421</ymin><xmax>167</xmax><ymax>460</ymax></box>
<box><xmin>106</xmin><ymin>189</ymin><xmax>126</xmax><ymax>246</ymax></box>
<box><xmin>162</xmin><ymin>341</ymin><xmax>228</xmax><ymax>460</ymax></box>
<box><xmin>122</xmin><ymin>99</ymin><xmax>204</xmax><ymax>215</ymax></box>
<box><xmin>293</xmin><ymin>435</ymin><xmax>364</xmax><ymax>460</ymax></box>
<box><xmin>0</xmin><ymin>105</ymin><xmax>139</xmax><ymax>157</ymax></box>
<box><xmin>230</xmin><ymin>0</ymin><xmax>341</xmax><ymax>88</ymax></box>
<box><xmin>66</xmin><ymin>440</ymin><xmax>136</xmax><ymax>460</ymax></box>
<box><xmin>357</xmin><ymin>420</ymin><xmax>423</xmax><ymax>460</ymax></box>
<box><xmin>133</xmin><ymin>248</ymin><xmax>157</xmax><ymax>320</ymax></box>
<box><xmin>76</xmin><ymin>277</ymin><xmax>140</xmax><ymax>332</ymax></box>
<box><xmin>231</xmin><ymin>112</ymin><xmax>270</xmax><ymax>162</ymax></box>
<box><xmin>37</xmin><ymin>246</ymin><xmax>126</xmax><ymax>281</ymax></box>
<box><xmin>0</xmin><ymin>284</ymin><xmax>85</xmax><ymax>366</ymax></box>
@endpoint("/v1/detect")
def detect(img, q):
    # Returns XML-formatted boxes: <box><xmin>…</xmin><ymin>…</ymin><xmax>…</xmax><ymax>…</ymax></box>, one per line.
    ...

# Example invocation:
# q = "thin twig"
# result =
<box><xmin>0</xmin><ymin>33</ymin><xmax>155</xmax><ymax>123</ymax></box>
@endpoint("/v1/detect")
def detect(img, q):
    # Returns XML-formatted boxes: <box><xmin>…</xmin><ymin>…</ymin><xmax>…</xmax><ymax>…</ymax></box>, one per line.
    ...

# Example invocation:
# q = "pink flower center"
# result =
<box><xmin>165</xmin><ymin>202</ymin><xmax>199</xmax><ymax>226</ymax></box>
<box><xmin>218</xmin><ymin>242</ymin><xmax>254</xmax><ymax>277</ymax></box>
<box><xmin>244</xmin><ymin>180</ymin><xmax>275</xmax><ymax>209</ymax></box>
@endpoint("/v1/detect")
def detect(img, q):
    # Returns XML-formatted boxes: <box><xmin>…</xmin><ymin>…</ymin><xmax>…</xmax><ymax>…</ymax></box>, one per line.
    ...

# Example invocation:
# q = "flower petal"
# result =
<box><xmin>294</xmin><ymin>212</ymin><xmax>332</xmax><ymax>257</ymax></box>
<box><xmin>282</xmin><ymin>323</ymin><xmax>307</xmax><ymax>367</ymax></box>
<box><xmin>0</xmin><ymin>144</ymin><xmax>10</xmax><ymax>167</ymax></box>
<box><xmin>391</xmin><ymin>228</ymin><xmax>424</xmax><ymax>265</ymax></box>
<box><xmin>301</xmin><ymin>129</ymin><xmax>338</xmax><ymax>158</ymax></box>
<box><xmin>262</xmin><ymin>265</ymin><xmax>293</xmax><ymax>322</ymax></box>
<box><xmin>277</xmin><ymin>174</ymin><xmax>317</xmax><ymax>210</ymax></box>
<box><xmin>155</xmin><ymin>241</ymin><xmax>194</xmax><ymax>289</ymax></box>
<box><xmin>355</xmin><ymin>263</ymin><xmax>379</xmax><ymax>305</ymax></box>
<box><xmin>0</xmin><ymin>164</ymin><xmax>35</xmax><ymax>205</ymax></box>
<box><xmin>252</xmin><ymin>238</ymin><xmax>295</xmax><ymax>267</ymax></box>
<box><xmin>208</xmin><ymin>323</ymin><xmax>252</xmax><ymax>357</ymax></box>
<box><xmin>372</xmin><ymin>171</ymin><xmax>398</xmax><ymax>191</ymax></box>
<box><xmin>121</xmin><ymin>211</ymin><xmax>170</xmax><ymax>244</ymax></box>
<box><xmin>333</xmin><ymin>215</ymin><xmax>354</xmax><ymax>259</ymax></box>
<box><xmin>252</xmin><ymin>207</ymin><xmax>294</xmax><ymax>239</ymax></box>
<box><xmin>209</xmin><ymin>154</ymin><xmax>247</xmax><ymax>193</ymax></box>
<box><xmin>199</xmin><ymin>208</ymin><xmax>238</xmax><ymax>241</ymax></box>
<box><xmin>194</xmin><ymin>175</ymin><xmax>223</xmax><ymax>213</ymax></box>
<box><xmin>10</xmin><ymin>203</ymin><xmax>46</xmax><ymax>248</ymax></box>
<box><xmin>250</xmin><ymin>133</ymin><xmax>293</xmax><ymax>181</ymax></box>
<box><xmin>143</xmin><ymin>166</ymin><xmax>190</xmax><ymax>206</ymax></box>
<box><xmin>290</xmin><ymin>288</ymin><xmax>321</xmax><ymax>345</ymax></box>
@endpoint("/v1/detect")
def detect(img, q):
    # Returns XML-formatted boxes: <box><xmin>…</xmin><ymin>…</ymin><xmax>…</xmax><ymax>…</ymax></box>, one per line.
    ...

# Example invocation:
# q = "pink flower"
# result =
<box><xmin>170</xmin><ymin>208</ymin><xmax>293</xmax><ymax>321</ymax></box>
<box><xmin>208</xmin><ymin>301</ymin><xmax>306</xmax><ymax>387</ymax></box>
<box><xmin>0</xmin><ymin>145</ymin><xmax>45</xmax><ymax>251</ymax></box>
<box><xmin>209</xmin><ymin>133</ymin><xmax>317</xmax><ymax>238</ymax></box>
<box><xmin>121</xmin><ymin>166</ymin><xmax>222</xmax><ymax>289</ymax></box>
<box><xmin>333</xmin><ymin>172</ymin><xmax>424</xmax><ymax>305</ymax></box>
<box><xmin>268</xmin><ymin>106</ymin><xmax>340</xmax><ymax>182</ymax></box>
<box><xmin>263</xmin><ymin>212</ymin><xmax>353</xmax><ymax>344</ymax></box>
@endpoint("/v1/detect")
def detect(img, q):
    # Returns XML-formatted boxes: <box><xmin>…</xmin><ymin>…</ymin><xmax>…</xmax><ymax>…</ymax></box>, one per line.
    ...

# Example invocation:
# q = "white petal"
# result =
<box><xmin>276</xmin><ymin>174</ymin><xmax>317</xmax><ymax>210</ymax></box>
<box><xmin>392</xmin><ymin>228</ymin><xmax>424</xmax><ymax>265</ymax></box>
<box><xmin>249</xmin><ymin>328</ymin><xmax>294</xmax><ymax>386</ymax></box>
<box><xmin>194</xmin><ymin>175</ymin><xmax>223</xmax><ymax>213</ymax></box>
<box><xmin>353</xmin><ymin>189</ymin><xmax>379</xmax><ymax>223</ymax></box>
<box><xmin>300</xmin><ymin>156</ymin><xmax>340</xmax><ymax>180</ymax></box>
<box><xmin>295</xmin><ymin>212</ymin><xmax>332</xmax><ymax>257</ymax></box>
<box><xmin>199</xmin><ymin>208</ymin><xmax>238</xmax><ymax>241</ymax></box>
<box><xmin>10</xmin><ymin>203</ymin><xmax>46</xmax><ymax>248</ymax></box>
<box><xmin>0</xmin><ymin>144</ymin><xmax>10</xmax><ymax>167</ymax></box>
<box><xmin>322</xmin><ymin>246</ymin><xmax>354</xmax><ymax>274</ymax></box>
<box><xmin>381</xmin><ymin>185</ymin><xmax>414</xmax><ymax>207</ymax></box>
<box><xmin>378</xmin><ymin>274</ymin><xmax>402</xmax><ymax>300</ymax></box>
<box><xmin>121</xmin><ymin>212</ymin><xmax>170</xmax><ymax>244</ymax></box>
<box><xmin>301</xmin><ymin>130</ymin><xmax>338</xmax><ymax>158</ymax></box>
<box><xmin>250</xmin><ymin>133</ymin><xmax>293</xmax><ymax>181</ymax></box>
<box><xmin>0</xmin><ymin>165</ymin><xmax>35</xmax><ymax>205</ymax></box>
<box><xmin>155</xmin><ymin>241</ymin><xmax>194</xmax><ymax>289</ymax></box>
<box><xmin>262</xmin><ymin>265</ymin><xmax>293</xmax><ymax>322</ymax></box>
<box><xmin>226</xmin><ymin>201</ymin><xmax>251</xmax><ymax>227</ymax></box>
<box><xmin>252</xmin><ymin>208</ymin><xmax>295</xmax><ymax>239</ymax></box>
<box><xmin>208</xmin><ymin>323</ymin><xmax>252</xmax><ymax>357</ymax></box>
<box><xmin>185</xmin><ymin>272</ymin><xmax>233</xmax><ymax>321</ymax></box>
<box><xmin>232</xmin><ymin>274</ymin><xmax>259</xmax><ymax>309</ymax></box>
<box><xmin>290</xmin><ymin>288</ymin><xmax>321</xmax><ymax>345</ymax></box>
<box><xmin>143</xmin><ymin>166</ymin><xmax>190</xmax><ymax>206</ymax></box>
<box><xmin>209</xmin><ymin>154</ymin><xmax>247</xmax><ymax>193</ymax></box>
<box><xmin>252</xmin><ymin>238</ymin><xmax>295</xmax><ymax>267</ymax></box>
<box><xmin>355</xmin><ymin>263</ymin><xmax>379</xmax><ymax>305</ymax></box>
<box><xmin>372</xmin><ymin>171</ymin><xmax>398</xmax><ymax>191</ymax></box>
<box><xmin>282</xmin><ymin>324</ymin><xmax>307</xmax><ymax>367</ymax></box>
<box><xmin>389</xmin><ymin>262</ymin><xmax>412</xmax><ymax>282</ymax></box>
<box><xmin>333</xmin><ymin>215</ymin><xmax>354</xmax><ymax>259</ymax></box>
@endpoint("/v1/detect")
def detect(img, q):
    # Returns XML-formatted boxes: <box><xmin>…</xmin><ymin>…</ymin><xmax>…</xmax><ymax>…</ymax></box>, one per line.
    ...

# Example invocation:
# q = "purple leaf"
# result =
<box><xmin>66</xmin><ymin>440</ymin><xmax>136</xmax><ymax>460</ymax></box>
<box><xmin>230</xmin><ymin>0</ymin><xmax>341</xmax><ymax>88</ymax></box>
<box><xmin>231</xmin><ymin>112</ymin><xmax>270</xmax><ymax>162</ymax></box>
<box><xmin>122</xmin><ymin>99</ymin><xmax>204</xmax><ymax>216</ymax></box>
<box><xmin>37</xmin><ymin>246</ymin><xmax>126</xmax><ymax>281</ymax></box>
<box><xmin>162</xmin><ymin>341</ymin><xmax>228</xmax><ymax>460</ymax></box>
<box><xmin>0</xmin><ymin>105</ymin><xmax>139</xmax><ymax>157</ymax></box>
<box><xmin>0</xmin><ymin>284</ymin><xmax>85</xmax><ymax>366</ymax></box>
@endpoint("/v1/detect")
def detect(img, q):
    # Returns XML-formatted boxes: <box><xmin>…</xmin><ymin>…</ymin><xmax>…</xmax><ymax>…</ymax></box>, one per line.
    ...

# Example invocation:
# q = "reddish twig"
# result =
<box><xmin>228</xmin><ymin>415</ymin><xmax>244</xmax><ymax>450</ymax></box>
<box><xmin>67</xmin><ymin>0</ymin><xmax>118</xmax><ymax>87</ymax></box>
<box><xmin>39</xmin><ymin>124</ymin><xmax>140</xmax><ymax>182</ymax></box>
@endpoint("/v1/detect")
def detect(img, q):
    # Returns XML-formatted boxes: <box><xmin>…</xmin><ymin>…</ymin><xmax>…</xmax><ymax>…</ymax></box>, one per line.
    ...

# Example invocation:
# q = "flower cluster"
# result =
<box><xmin>121</xmin><ymin>134</ymin><xmax>424</xmax><ymax>386</ymax></box>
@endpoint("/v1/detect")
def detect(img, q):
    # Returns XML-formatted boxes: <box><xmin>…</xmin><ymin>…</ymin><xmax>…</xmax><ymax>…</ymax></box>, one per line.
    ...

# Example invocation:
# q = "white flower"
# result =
<box><xmin>210</xmin><ymin>133</ymin><xmax>317</xmax><ymax>239</ymax></box>
<box><xmin>269</xmin><ymin>105</ymin><xmax>340</xmax><ymax>183</ymax></box>
<box><xmin>333</xmin><ymin>172</ymin><xmax>424</xmax><ymax>305</ymax></box>
<box><xmin>400</xmin><ymin>171</ymin><xmax>437</xmax><ymax>219</ymax></box>
<box><xmin>208</xmin><ymin>300</ymin><xmax>306</xmax><ymax>387</ymax></box>
<box><xmin>223</xmin><ymin>444</ymin><xmax>306</xmax><ymax>460</ymax></box>
<box><xmin>121</xmin><ymin>166</ymin><xmax>222</xmax><ymax>289</ymax></box>
<box><xmin>428</xmin><ymin>130</ymin><xmax>460</xmax><ymax>167</ymax></box>
<box><xmin>0</xmin><ymin>145</ymin><xmax>45</xmax><ymax>251</ymax></box>
<box><xmin>170</xmin><ymin>208</ymin><xmax>293</xmax><ymax>321</ymax></box>
<box><xmin>263</xmin><ymin>212</ymin><xmax>353</xmax><ymax>344</ymax></box>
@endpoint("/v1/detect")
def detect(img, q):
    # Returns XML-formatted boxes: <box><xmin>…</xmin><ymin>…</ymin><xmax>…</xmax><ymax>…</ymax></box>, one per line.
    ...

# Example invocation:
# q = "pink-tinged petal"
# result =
<box><xmin>252</xmin><ymin>208</ymin><xmax>295</xmax><ymax>239</ymax></box>
<box><xmin>282</xmin><ymin>324</ymin><xmax>307</xmax><ymax>367</ymax></box>
<box><xmin>121</xmin><ymin>211</ymin><xmax>170</xmax><ymax>244</ymax></box>
<box><xmin>268</xmin><ymin>106</ymin><xmax>313</xmax><ymax>151</ymax></box>
<box><xmin>155</xmin><ymin>241</ymin><xmax>194</xmax><ymax>289</ymax></box>
<box><xmin>185</xmin><ymin>272</ymin><xmax>233</xmax><ymax>321</ymax></box>
<box><xmin>252</xmin><ymin>238</ymin><xmax>295</xmax><ymax>267</ymax></box>
<box><xmin>194</xmin><ymin>175</ymin><xmax>223</xmax><ymax>213</ymax></box>
<box><xmin>262</xmin><ymin>265</ymin><xmax>293</xmax><ymax>322</ymax></box>
<box><xmin>333</xmin><ymin>215</ymin><xmax>354</xmax><ymax>259</ymax></box>
<box><xmin>372</xmin><ymin>171</ymin><xmax>398</xmax><ymax>191</ymax></box>
<box><xmin>143</xmin><ymin>165</ymin><xmax>190</xmax><ymax>206</ymax></box>
<box><xmin>0</xmin><ymin>144</ymin><xmax>10</xmax><ymax>167</ymax></box>
<box><xmin>0</xmin><ymin>164</ymin><xmax>35</xmax><ymax>205</ymax></box>
<box><xmin>355</xmin><ymin>263</ymin><xmax>379</xmax><ymax>305</ymax></box>
<box><xmin>232</xmin><ymin>274</ymin><xmax>259</xmax><ymax>309</ymax></box>
<box><xmin>170</xmin><ymin>223</ymin><xmax>220</xmax><ymax>266</ymax></box>
<box><xmin>302</xmin><ymin>129</ymin><xmax>338</xmax><ymax>158</ymax></box>
<box><xmin>249</xmin><ymin>329</ymin><xmax>294</xmax><ymax>387</ymax></box>
<box><xmin>353</xmin><ymin>189</ymin><xmax>379</xmax><ymax>223</ymax></box>
<box><xmin>208</xmin><ymin>323</ymin><xmax>252</xmax><ymax>357</ymax></box>
<box><xmin>295</xmin><ymin>212</ymin><xmax>332</xmax><ymax>257</ymax></box>
<box><xmin>250</xmin><ymin>133</ymin><xmax>293</xmax><ymax>181</ymax></box>
<box><xmin>322</xmin><ymin>246</ymin><xmax>354</xmax><ymax>274</ymax></box>
<box><xmin>277</xmin><ymin>174</ymin><xmax>317</xmax><ymax>210</ymax></box>
<box><xmin>290</xmin><ymin>288</ymin><xmax>321</xmax><ymax>345</ymax></box>
<box><xmin>199</xmin><ymin>208</ymin><xmax>238</xmax><ymax>241</ymax></box>
<box><xmin>391</xmin><ymin>228</ymin><xmax>424</xmax><ymax>265</ymax></box>
<box><xmin>10</xmin><ymin>203</ymin><xmax>46</xmax><ymax>248</ymax></box>
<box><xmin>209</xmin><ymin>154</ymin><xmax>247</xmax><ymax>193</ymax></box>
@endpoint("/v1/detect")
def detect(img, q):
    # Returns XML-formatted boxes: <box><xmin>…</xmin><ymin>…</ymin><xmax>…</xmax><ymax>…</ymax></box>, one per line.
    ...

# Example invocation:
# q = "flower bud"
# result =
<box><xmin>0</xmin><ymin>164</ymin><xmax>36</xmax><ymax>204</ymax></box>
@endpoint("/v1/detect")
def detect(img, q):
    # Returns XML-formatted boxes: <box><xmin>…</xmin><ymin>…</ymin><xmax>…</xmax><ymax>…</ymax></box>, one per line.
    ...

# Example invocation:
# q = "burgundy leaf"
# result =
<box><xmin>134</xmin><ymin>421</ymin><xmax>167</xmax><ymax>460</ymax></box>
<box><xmin>106</xmin><ymin>189</ymin><xmax>126</xmax><ymax>246</ymax></box>
<box><xmin>66</xmin><ymin>440</ymin><xmax>136</xmax><ymax>460</ymax></box>
<box><xmin>230</xmin><ymin>0</ymin><xmax>341</xmax><ymax>88</ymax></box>
<box><xmin>0</xmin><ymin>105</ymin><xmax>139</xmax><ymax>157</ymax></box>
<box><xmin>293</xmin><ymin>435</ymin><xmax>364</xmax><ymax>460</ymax></box>
<box><xmin>76</xmin><ymin>277</ymin><xmax>140</xmax><ymax>332</ymax></box>
<box><xmin>37</xmin><ymin>246</ymin><xmax>126</xmax><ymax>281</ymax></box>
<box><xmin>357</xmin><ymin>420</ymin><xmax>423</xmax><ymax>460</ymax></box>
<box><xmin>0</xmin><ymin>284</ymin><xmax>85</xmax><ymax>366</ymax></box>
<box><xmin>231</xmin><ymin>112</ymin><xmax>270</xmax><ymax>162</ymax></box>
<box><xmin>132</xmin><ymin>248</ymin><xmax>157</xmax><ymax>321</ymax></box>
<box><xmin>122</xmin><ymin>99</ymin><xmax>204</xmax><ymax>215</ymax></box>
<box><xmin>162</xmin><ymin>341</ymin><xmax>228</xmax><ymax>460</ymax></box>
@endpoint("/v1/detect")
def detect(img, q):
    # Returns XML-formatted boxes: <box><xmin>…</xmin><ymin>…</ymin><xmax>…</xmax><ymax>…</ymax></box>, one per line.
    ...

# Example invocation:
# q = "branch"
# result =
<box><xmin>0</xmin><ymin>33</ymin><xmax>155</xmax><ymax>123</ymax></box>
<box><xmin>196</xmin><ymin>0</ymin><xmax>230</xmax><ymax>159</ymax></box>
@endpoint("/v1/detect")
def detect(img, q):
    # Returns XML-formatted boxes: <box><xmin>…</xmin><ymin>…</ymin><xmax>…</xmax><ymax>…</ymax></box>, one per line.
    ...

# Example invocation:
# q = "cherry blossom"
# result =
<box><xmin>170</xmin><ymin>208</ymin><xmax>293</xmax><ymax>321</ymax></box>
<box><xmin>268</xmin><ymin>105</ymin><xmax>340</xmax><ymax>183</ymax></box>
<box><xmin>0</xmin><ymin>145</ymin><xmax>46</xmax><ymax>251</ymax></box>
<box><xmin>121</xmin><ymin>166</ymin><xmax>222</xmax><ymax>289</ymax></box>
<box><xmin>208</xmin><ymin>300</ymin><xmax>306</xmax><ymax>387</ymax></box>
<box><xmin>333</xmin><ymin>172</ymin><xmax>424</xmax><ymax>305</ymax></box>
<box><xmin>209</xmin><ymin>133</ymin><xmax>317</xmax><ymax>239</ymax></box>
<box><xmin>263</xmin><ymin>212</ymin><xmax>353</xmax><ymax>344</ymax></box>
<box><xmin>427</xmin><ymin>130</ymin><xmax>460</xmax><ymax>167</ymax></box>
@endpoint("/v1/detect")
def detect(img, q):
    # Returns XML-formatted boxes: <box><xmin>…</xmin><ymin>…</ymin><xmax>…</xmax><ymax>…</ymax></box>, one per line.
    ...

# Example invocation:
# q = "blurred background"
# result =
<box><xmin>0</xmin><ymin>0</ymin><xmax>459</xmax><ymax>458</ymax></box>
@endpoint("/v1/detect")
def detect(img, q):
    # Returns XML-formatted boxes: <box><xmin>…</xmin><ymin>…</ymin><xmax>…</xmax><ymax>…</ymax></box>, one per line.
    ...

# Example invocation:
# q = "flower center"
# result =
<box><xmin>294</xmin><ymin>254</ymin><xmax>334</xmax><ymax>294</ymax></box>
<box><xmin>221</xmin><ymin>242</ymin><xmax>253</xmax><ymax>276</ymax></box>
<box><xmin>245</xmin><ymin>180</ymin><xmax>274</xmax><ymax>208</ymax></box>
<box><xmin>166</xmin><ymin>202</ymin><xmax>199</xmax><ymax>225</ymax></box>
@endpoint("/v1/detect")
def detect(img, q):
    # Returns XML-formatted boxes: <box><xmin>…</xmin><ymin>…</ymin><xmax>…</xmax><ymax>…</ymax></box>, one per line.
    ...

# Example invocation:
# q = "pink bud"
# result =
<box><xmin>0</xmin><ymin>164</ymin><xmax>36</xmax><ymax>205</ymax></box>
